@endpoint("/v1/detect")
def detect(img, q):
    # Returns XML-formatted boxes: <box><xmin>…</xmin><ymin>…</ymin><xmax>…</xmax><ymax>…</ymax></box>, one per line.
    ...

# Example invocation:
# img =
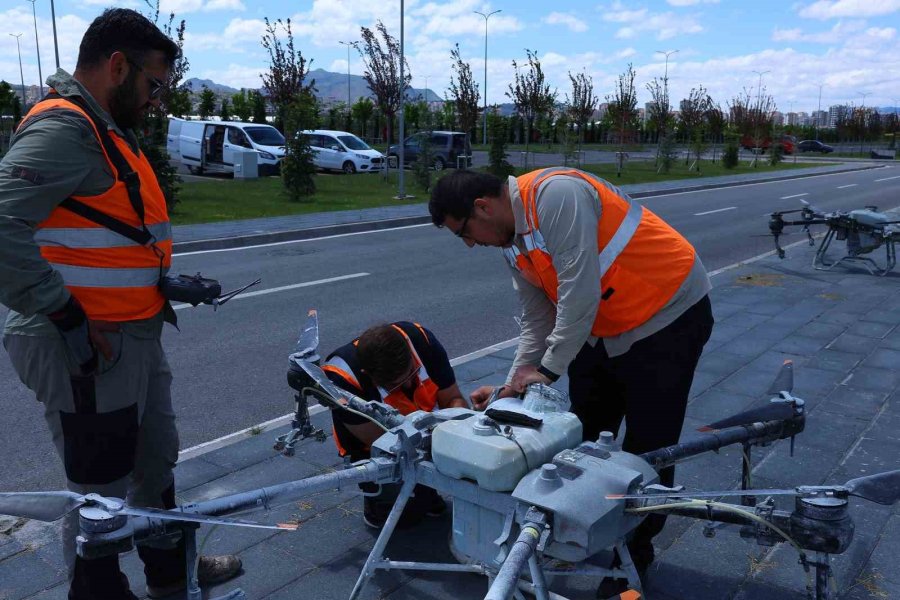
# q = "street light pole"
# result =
<box><xmin>10</xmin><ymin>33</ymin><xmax>27</xmax><ymax>108</ymax></box>
<box><xmin>474</xmin><ymin>9</ymin><xmax>501</xmax><ymax>146</ymax></box>
<box><xmin>856</xmin><ymin>91</ymin><xmax>870</xmax><ymax>155</ymax></box>
<box><xmin>49</xmin><ymin>0</ymin><xmax>59</xmax><ymax>69</ymax></box>
<box><xmin>397</xmin><ymin>0</ymin><xmax>407</xmax><ymax>199</ymax></box>
<box><xmin>26</xmin><ymin>0</ymin><xmax>43</xmax><ymax>97</ymax></box>
<box><xmin>816</xmin><ymin>84</ymin><xmax>823</xmax><ymax>141</ymax></box>
<box><xmin>750</xmin><ymin>70</ymin><xmax>770</xmax><ymax>165</ymax></box>
<box><xmin>339</xmin><ymin>40</ymin><xmax>352</xmax><ymax>126</ymax></box>
<box><xmin>654</xmin><ymin>49</ymin><xmax>678</xmax><ymax>144</ymax></box>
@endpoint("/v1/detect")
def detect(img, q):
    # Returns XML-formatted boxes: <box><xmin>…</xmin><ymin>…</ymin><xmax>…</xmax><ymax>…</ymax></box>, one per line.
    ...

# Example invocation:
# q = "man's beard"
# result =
<box><xmin>108</xmin><ymin>72</ymin><xmax>148</xmax><ymax>130</ymax></box>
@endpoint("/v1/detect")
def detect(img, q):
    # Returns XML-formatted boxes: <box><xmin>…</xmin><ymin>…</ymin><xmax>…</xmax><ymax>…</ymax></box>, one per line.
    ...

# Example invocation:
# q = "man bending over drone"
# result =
<box><xmin>322</xmin><ymin>322</ymin><xmax>468</xmax><ymax>528</ymax></box>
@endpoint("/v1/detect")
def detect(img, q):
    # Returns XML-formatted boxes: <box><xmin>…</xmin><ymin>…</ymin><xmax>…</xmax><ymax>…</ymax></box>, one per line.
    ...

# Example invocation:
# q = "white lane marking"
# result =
<box><xmin>837</xmin><ymin>184</ymin><xmax>857</xmax><ymax>189</ymax></box>
<box><xmin>171</xmin><ymin>273</ymin><xmax>369</xmax><ymax>311</ymax></box>
<box><xmin>875</xmin><ymin>175</ymin><xmax>900</xmax><ymax>182</ymax></box>
<box><xmin>780</xmin><ymin>193</ymin><xmax>809</xmax><ymax>199</ymax></box>
<box><xmin>638</xmin><ymin>166</ymin><xmax>888</xmax><ymax>200</ymax></box>
<box><xmin>173</xmin><ymin>223</ymin><xmax>430</xmax><ymax>257</ymax></box>
<box><xmin>694</xmin><ymin>206</ymin><xmax>737</xmax><ymax>216</ymax></box>
<box><xmin>178</xmin><ymin>336</ymin><xmax>519</xmax><ymax>461</ymax></box>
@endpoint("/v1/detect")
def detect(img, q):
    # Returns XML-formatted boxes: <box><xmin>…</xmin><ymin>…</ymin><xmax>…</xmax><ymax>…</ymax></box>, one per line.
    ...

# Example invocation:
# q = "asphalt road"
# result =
<box><xmin>2</xmin><ymin>165</ymin><xmax>899</xmax><ymax>492</ymax></box>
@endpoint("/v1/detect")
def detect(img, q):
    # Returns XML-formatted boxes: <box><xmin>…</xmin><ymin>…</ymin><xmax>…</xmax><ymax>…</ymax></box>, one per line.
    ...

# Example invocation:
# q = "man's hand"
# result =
<box><xmin>88</xmin><ymin>320</ymin><xmax>120</xmax><ymax>361</ymax></box>
<box><xmin>470</xmin><ymin>385</ymin><xmax>517</xmax><ymax>411</ymax></box>
<box><xmin>510</xmin><ymin>364</ymin><xmax>551</xmax><ymax>393</ymax></box>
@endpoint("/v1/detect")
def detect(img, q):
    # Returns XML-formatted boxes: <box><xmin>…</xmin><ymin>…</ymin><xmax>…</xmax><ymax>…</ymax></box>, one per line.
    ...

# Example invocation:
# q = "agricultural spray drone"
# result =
<box><xmin>0</xmin><ymin>310</ymin><xmax>897</xmax><ymax>600</ymax></box>
<box><xmin>766</xmin><ymin>200</ymin><xmax>899</xmax><ymax>275</ymax></box>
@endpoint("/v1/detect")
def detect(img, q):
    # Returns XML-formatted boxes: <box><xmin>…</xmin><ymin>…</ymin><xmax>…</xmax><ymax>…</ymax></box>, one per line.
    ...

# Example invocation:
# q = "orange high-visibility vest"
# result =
<box><xmin>502</xmin><ymin>168</ymin><xmax>695</xmax><ymax>337</ymax></box>
<box><xmin>19</xmin><ymin>95</ymin><xmax>171</xmax><ymax>322</ymax></box>
<box><xmin>323</xmin><ymin>323</ymin><xmax>439</xmax><ymax>456</ymax></box>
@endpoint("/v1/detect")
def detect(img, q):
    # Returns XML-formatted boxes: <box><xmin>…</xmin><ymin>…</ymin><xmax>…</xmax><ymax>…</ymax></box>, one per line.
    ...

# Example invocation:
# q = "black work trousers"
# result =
<box><xmin>567</xmin><ymin>295</ymin><xmax>713</xmax><ymax>565</ymax></box>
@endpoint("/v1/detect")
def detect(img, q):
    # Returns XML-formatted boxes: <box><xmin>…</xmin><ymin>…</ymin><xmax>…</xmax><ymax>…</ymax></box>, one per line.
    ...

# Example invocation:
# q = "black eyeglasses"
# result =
<box><xmin>454</xmin><ymin>213</ymin><xmax>471</xmax><ymax>239</ymax></box>
<box><xmin>125</xmin><ymin>56</ymin><xmax>165</xmax><ymax>100</ymax></box>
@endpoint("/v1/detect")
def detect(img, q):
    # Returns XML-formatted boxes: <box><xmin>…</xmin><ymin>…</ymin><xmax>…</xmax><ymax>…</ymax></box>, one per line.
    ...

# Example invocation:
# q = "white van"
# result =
<box><xmin>299</xmin><ymin>130</ymin><xmax>384</xmax><ymax>174</ymax></box>
<box><xmin>168</xmin><ymin>118</ymin><xmax>286</xmax><ymax>176</ymax></box>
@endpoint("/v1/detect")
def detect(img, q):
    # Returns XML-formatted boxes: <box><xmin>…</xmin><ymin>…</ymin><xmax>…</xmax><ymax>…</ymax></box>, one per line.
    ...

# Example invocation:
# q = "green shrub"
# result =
<box><xmin>722</xmin><ymin>141</ymin><xmax>739</xmax><ymax>169</ymax></box>
<box><xmin>281</xmin><ymin>94</ymin><xmax>317</xmax><ymax>201</ymax></box>
<box><xmin>487</xmin><ymin>112</ymin><xmax>514</xmax><ymax>178</ymax></box>
<box><xmin>769</xmin><ymin>143</ymin><xmax>784</xmax><ymax>166</ymax></box>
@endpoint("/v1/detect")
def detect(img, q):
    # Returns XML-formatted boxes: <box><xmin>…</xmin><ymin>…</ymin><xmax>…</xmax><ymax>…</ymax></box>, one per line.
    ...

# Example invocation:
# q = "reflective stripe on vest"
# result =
<box><xmin>511</xmin><ymin>168</ymin><xmax>696</xmax><ymax>337</ymax></box>
<box><xmin>35</xmin><ymin>222</ymin><xmax>172</xmax><ymax>248</ymax></box>
<box><xmin>21</xmin><ymin>96</ymin><xmax>170</xmax><ymax>322</ymax></box>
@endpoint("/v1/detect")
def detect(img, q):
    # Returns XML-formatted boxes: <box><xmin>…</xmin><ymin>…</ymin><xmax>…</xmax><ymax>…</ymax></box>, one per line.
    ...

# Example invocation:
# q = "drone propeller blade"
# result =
<box><xmin>118</xmin><ymin>506</ymin><xmax>298</xmax><ymax>530</ymax></box>
<box><xmin>697</xmin><ymin>402</ymin><xmax>796</xmax><ymax>432</ymax></box>
<box><xmin>292</xmin><ymin>309</ymin><xmax>320</xmax><ymax>360</ymax></box>
<box><xmin>844</xmin><ymin>470</ymin><xmax>900</xmax><ymax>505</ymax></box>
<box><xmin>767</xmin><ymin>360</ymin><xmax>794</xmax><ymax>395</ymax></box>
<box><xmin>0</xmin><ymin>491</ymin><xmax>87</xmax><ymax>522</ymax></box>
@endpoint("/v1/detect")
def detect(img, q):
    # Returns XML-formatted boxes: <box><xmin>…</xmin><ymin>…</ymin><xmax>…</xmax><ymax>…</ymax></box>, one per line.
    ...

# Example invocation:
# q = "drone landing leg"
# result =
<box><xmin>614</xmin><ymin>541</ymin><xmax>645</xmax><ymax>596</ymax></box>
<box><xmin>183</xmin><ymin>527</ymin><xmax>248</xmax><ymax>600</ymax></box>
<box><xmin>348</xmin><ymin>476</ymin><xmax>416</xmax><ymax>600</ymax></box>
<box><xmin>813</xmin><ymin>230</ymin><xmax>837</xmax><ymax>271</ymax></box>
<box><xmin>813</xmin><ymin>552</ymin><xmax>833</xmax><ymax>600</ymax></box>
<box><xmin>528</xmin><ymin>554</ymin><xmax>551</xmax><ymax>600</ymax></box>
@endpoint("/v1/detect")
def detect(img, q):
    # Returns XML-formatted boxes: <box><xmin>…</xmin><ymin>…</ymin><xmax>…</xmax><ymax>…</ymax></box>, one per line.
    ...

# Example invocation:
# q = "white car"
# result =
<box><xmin>299</xmin><ymin>129</ymin><xmax>385</xmax><ymax>174</ymax></box>
<box><xmin>168</xmin><ymin>118</ymin><xmax>285</xmax><ymax>176</ymax></box>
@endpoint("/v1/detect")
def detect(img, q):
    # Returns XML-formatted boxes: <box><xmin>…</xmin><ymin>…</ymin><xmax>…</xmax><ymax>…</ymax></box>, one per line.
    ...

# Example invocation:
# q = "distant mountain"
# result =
<box><xmin>182</xmin><ymin>78</ymin><xmax>241</xmax><ymax>95</ymax></box>
<box><xmin>183</xmin><ymin>69</ymin><xmax>440</xmax><ymax>105</ymax></box>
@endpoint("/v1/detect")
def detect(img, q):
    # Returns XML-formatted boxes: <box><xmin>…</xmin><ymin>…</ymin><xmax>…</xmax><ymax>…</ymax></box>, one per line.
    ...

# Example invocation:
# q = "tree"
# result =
<box><xmin>260</xmin><ymin>17</ymin><xmax>315</xmax><ymax>131</ymax></box>
<box><xmin>231</xmin><ymin>90</ymin><xmax>252</xmax><ymax>122</ymax></box>
<box><xmin>440</xmin><ymin>100</ymin><xmax>457</xmax><ymax>132</ymax></box>
<box><xmin>448</xmin><ymin>44</ymin><xmax>479</xmax><ymax>146</ymax></box>
<box><xmin>141</xmin><ymin>0</ymin><xmax>188</xmax><ymax>211</ymax></box>
<box><xmin>706</xmin><ymin>102</ymin><xmax>726</xmax><ymax>163</ymax></box>
<box><xmin>679</xmin><ymin>86</ymin><xmax>711</xmax><ymax>171</ymax></box>
<box><xmin>219</xmin><ymin>97</ymin><xmax>231</xmax><ymax>121</ymax></box>
<box><xmin>251</xmin><ymin>90</ymin><xmax>268</xmax><ymax>123</ymax></box>
<box><xmin>281</xmin><ymin>91</ymin><xmax>318</xmax><ymax>200</ymax></box>
<box><xmin>728</xmin><ymin>87</ymin><xmax>775</xmax><ymax>167</ymax></box>
<box><xmin>606</xmin><ymin>64</ymin><xmax>639</xmax><ymax>148</ymax></box>
<box><xmin>506</xmin><ymin>49</ymin><xmax>557</xmax><ymax>162</ymax></box>
<box><xmin>198</xmin><ymin>85</ymin><xmax>216</xmax><ymax>119</ymax></box>
<box><xmin>351</xmin><ymin>96</ymin><xmax>374</xmax><ymax>139</ymax></box>
<box><xmin>487</xmin><ymin>110</ymin><xmax>515</xmax><ymax>177</ymax></box>
<box><xmin>565</xmin><ymin>70</ymin><xmax>598</xmax><ymax>154</ymax></box>
<box><xmin>355</xmin><ymin>20</ymin><xmax>410</xmax><ymax>148</ymax></box>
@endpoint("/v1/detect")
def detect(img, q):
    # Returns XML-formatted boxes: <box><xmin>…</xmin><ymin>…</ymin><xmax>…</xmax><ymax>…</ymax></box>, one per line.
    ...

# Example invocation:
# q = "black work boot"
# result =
<box><xmin>145</xmin><ymin>554</ymin><xmax>243</xmax><ymax>598</ymax></box>
<box><xmin>68</xmin><ymin>555</ymin><xmax>138</xmax><ymax>600</ymax></box>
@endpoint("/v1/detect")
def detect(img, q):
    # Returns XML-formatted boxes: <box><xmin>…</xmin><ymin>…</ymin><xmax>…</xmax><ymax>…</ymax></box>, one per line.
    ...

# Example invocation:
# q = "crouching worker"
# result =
<box><xmin>322</xmin><ymin>322</ymin><xmax>468</xmax><ymax>528</ymax></box>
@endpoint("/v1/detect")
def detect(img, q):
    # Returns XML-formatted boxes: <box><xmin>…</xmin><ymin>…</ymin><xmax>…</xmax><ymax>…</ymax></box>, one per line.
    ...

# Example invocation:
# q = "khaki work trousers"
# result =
<box><xmin>4</xmin><ymin>329</ymin><xmax>180</xmax><ymax>593</ymax></box>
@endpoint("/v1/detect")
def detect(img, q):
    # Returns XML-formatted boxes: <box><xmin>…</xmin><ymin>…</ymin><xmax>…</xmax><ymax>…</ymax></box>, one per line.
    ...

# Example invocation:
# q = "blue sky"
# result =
<box><xmin>2</xmin><ymin>0</ymin><xmax>898</xmax><ymax>114</ymax></box>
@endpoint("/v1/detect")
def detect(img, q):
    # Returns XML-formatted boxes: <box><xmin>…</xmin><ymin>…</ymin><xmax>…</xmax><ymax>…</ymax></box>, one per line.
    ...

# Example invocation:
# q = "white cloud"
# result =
<box><xmin>667</xmin><ymin>0</ymin><xmax>719</xmax><ymax>5</ymax></box>
<box><xmin>197</xmin><ymin>63</ymin><xmax>263</xmax><ymax>90</ymax></box>
<box><xmin>203</xmin><ymin>0</ymin><xmax>246</xmax><ymax>11</ymax></box>
<box><xmin>160</xmin><ymin>0</ymin><xmax>204</xmax><ymax>14</ymax></box>
<box><xmin>542</xmin><ymin>12</ymin><xmax>589</xmax><ymax>33</ymax></box>
<box><xmin>797</xmin><ymin>0</ymin><xmax>900</xmax><ymax>19</ymax></box>
<box><xmin>772</xmin><ymin>19</ymin><xmax>867</xmax><ymax>42</ymax></box>
<box><xmin>601</xmin><ymin>2</ymin><xmax>704</xmax><ymax>40</ymax></box>
<box><xmin>184</xmin><ymin>17</ymin><xmax>265</xmax><ymax>52</ymax></box>
<box><xmin>0</xmin><ymin>8</ymin><xmax>89</xmax><ymax>86</ymax></box>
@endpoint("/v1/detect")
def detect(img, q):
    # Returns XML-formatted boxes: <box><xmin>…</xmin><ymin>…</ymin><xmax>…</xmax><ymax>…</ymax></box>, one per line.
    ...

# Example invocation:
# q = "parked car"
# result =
<box><xmin>388</xmin><ymin>131</ymin><xmax>470</xmax><ymax>171</ymax></box>
<box><xmin>167</xmin><ymin>118</ymin><xmax>285</xmax><ymax>176</ymax></box>
<box><xmin>740</xmin><ymin>134</ymin><xmax>797</xmax><ymax>155</ymax></box>
<box><xmin>298</xmin><ymin>130</ymin><xmax>385</xmax><ymax>173</ymax></box>
<box><xmin>796</xmin><ymin>140</ymin><xmax>835</xmax><ymax>154</ymax></box>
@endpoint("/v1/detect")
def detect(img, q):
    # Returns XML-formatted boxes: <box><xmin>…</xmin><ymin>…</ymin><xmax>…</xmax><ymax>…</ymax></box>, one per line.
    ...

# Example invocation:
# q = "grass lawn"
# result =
<box><xmin>171</xmin><ymin>172</ymin><xmax>428</xmax><ymax>225</ymax></box>
<box><xmin>172</xmin><ymin>159</ymin><xmax>838</xmax><ymax>225</ymax></box>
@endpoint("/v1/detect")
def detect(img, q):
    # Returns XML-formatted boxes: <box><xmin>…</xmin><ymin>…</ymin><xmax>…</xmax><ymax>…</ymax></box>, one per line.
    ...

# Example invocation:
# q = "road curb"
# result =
<box><xmin>172</xmin><ymin>163</ymin><xmax>888</xmax><ymax>253</ymax></box>
<box><xmin>173</xmin><ymin>214</ymin><xmax>431</xmax><ymax>253</ymax></box>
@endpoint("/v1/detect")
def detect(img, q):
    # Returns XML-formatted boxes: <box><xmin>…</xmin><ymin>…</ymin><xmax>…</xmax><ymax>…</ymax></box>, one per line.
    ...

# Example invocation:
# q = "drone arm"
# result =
<box><xmin>484</xmin><ymin>509</ymin><xmax>548</xmax><ymax>600</ymax></box>
<box><xmin>640</xmin><ymin>417</ymin><xmax>803</xmax><ymax>470</ymax></box>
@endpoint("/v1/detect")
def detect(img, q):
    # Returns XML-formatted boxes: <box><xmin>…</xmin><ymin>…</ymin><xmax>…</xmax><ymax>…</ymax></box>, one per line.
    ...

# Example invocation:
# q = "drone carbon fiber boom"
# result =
<box><xmin>0</xmin><ymin>311</ymin><xmax>897</xmax><ymax>600</ymax></box>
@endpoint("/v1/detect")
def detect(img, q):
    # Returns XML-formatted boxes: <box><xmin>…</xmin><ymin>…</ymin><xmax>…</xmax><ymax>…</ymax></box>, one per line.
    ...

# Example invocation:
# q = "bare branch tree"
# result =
<box><xmin>448</xmin><ymin>44</ymin><xmax>479</xmax><ymax>148</ymax></box>
<box><xmin>606</xmin><ymin>63</ymin><xmax>639</xmax><ymax>147</ymax></box>
<box><xmin>728</xmin><ymin>87</ymin><xmax>776</xmax><ymax>167</ymax></box>
<box><xmin>645</xmin><ymin>77</ymin><xmax>670</xmax><ymax>144</ymax></box>
<box><xmin>260</xmin><ymin>17</ymin><xmax>316</xmax><ymax>129</ymax></box>
<box><xmin>706</xmin><ymin>100</ymin><xmax>726</xmax><ymax>163</ymax></box>
<box><xmin>679</xmin><ymin>86</ymin><xmax>711</xmax><ymax>170</ymax></box>
<box><xmin>355</xmin><ymin>20</ymin><xmax>411</xmax><ymax>147</ymax></box>
<box><xmin>506</xmin><ymin>49</ymin><xmax>557</xmax><ymax>162</ymax></box>
<box><xmin>565</xmin><ymin>70</ymin><xmax>598</xmax><ymax>153</ymax></box>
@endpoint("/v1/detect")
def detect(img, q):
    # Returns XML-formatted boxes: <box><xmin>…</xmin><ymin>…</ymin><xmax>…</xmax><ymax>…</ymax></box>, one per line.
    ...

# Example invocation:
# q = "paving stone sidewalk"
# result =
<box><xmin>172</xmin><ymin>162</ymin><xmax>884</xmax><ymax>250</ymax></box>
<box><xmin>2</xmin><ymin>243</ymin><xmax>899</xmax><ymax>600</ymax></box>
